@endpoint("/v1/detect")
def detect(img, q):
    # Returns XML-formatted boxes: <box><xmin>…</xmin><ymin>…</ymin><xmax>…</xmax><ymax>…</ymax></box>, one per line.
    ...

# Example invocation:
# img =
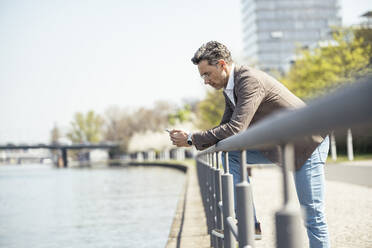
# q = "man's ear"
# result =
<box><xmin>218</xmin><ymin>59</ymin><xmax>226</xmax><ymax>68</ymax></box>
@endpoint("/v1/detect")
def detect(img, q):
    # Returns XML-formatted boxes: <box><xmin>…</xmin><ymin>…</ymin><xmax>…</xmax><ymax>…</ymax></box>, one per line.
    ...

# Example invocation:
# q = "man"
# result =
<box><xmin>169</xmin><ymin>41</ymin><xmax>330</xmax><ymax>248</ymax></box>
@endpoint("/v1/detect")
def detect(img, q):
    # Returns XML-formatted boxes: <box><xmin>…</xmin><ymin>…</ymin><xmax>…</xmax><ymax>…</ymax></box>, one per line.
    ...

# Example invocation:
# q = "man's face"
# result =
<box><xmin>198</xmin><ymin>60</ymin><xmax>228</xmax><ymax>90</ymax></box>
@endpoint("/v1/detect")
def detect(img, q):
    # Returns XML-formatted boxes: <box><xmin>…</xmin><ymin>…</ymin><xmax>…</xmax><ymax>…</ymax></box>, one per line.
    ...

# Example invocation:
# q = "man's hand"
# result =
<box><xmin>169</xmin><ymin>129</ymin><xmax>191</xmax><ymax>147</ymax></box>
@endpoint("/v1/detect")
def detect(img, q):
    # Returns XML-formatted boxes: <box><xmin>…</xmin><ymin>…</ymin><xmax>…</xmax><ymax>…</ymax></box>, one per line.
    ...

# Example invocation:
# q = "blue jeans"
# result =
<box><xmin>222</xmin><ymin>150</ymin><xmax>272</xmax><ymax>224</ymax></box>
<box><xmin>222</xmin><ymin>137</ymin><xmax>330</xmax><ymax>248</ymax></box>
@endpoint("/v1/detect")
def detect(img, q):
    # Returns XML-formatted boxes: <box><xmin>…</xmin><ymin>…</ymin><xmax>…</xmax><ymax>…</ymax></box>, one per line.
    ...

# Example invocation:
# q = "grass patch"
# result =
<box><xmin>327</xmin><ymin>154</ymin><xmax>372</xmax><ymax>163</ymax></box>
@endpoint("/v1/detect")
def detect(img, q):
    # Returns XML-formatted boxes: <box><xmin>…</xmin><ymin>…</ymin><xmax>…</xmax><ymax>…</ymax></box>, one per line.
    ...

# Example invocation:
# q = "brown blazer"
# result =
<box><xmin>192</xmin><ymin>65</ymin><xmax>324</xmax><ymax>170</ymax></box>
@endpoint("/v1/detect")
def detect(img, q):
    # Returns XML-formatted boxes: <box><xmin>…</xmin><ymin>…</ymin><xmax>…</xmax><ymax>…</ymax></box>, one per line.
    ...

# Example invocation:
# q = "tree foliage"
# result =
<box><xmin>50</xmin><ymin>123</ymin><xmax>61</xmax><ymax>144</ymax></box>
<box><xmin>354</xmin><ymin>27</ymin><xmax>372</xmax><ymax>51</ymax></box>
<box><xmin>281</xmin><ymin>27</ymin><xmax>372</xmax><ymax>155</ymax></box>
<box><xmin>195</xmin><ymin>90</ymin><xmax>225</xmax><ymax>130</ymax></box>
<box><xmin>104</xmin><ymin>101</ymin><xmax>173</xmax><ymax>154</ymax></box>
<box><xmin>104</xmin><ymin>106</ymin><xmax>135</xmax><ymax>153</ymax></box>
<box><xmin>282</xmin><ymin>28</ymin><xmax>372</xmax><ymax>99</ymax></box>
<box><xmin>132</xmin><ymin>101</ymin><xmax>171</xmax><ymax>132</ymax></box>
<box><xmin>67</xmin><ymin>110</ymin><xmax>104</xmax><ymax>143</ymax></box>
<box><xmin>168</xmin><ymin>104</ymin><xmax>193</xmax><ymax>126</ymax></box>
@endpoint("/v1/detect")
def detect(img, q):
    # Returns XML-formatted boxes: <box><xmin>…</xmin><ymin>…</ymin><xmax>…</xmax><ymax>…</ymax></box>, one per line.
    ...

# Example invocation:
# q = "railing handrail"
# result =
<box><xmin>198</xmin><ymin>75</ymin><xmax>372</xmax><ymax>155</ymax></box>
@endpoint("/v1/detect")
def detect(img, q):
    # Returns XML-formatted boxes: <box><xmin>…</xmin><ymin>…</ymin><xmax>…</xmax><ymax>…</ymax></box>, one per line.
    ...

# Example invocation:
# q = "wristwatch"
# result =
<box><xmin>187</xmin><ymin>133</ymin><xmax>193</xmax><ymax>146</ymax></box>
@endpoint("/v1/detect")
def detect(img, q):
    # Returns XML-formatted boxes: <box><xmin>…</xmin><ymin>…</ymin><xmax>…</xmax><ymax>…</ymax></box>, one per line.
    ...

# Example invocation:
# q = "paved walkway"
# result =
<box><xmin>166</xmin><ymin>163</ymin><xmax>211</xmax><ymax>248</ymax></box>
<box><xmin>166</xmin><ymin>161</ymin><xmax>372</xmax><ymax>248</ymax></box>
<box><xmin>326</xmin><ymin>160</ymin><xmax>372</xmax><ymax>187</ymax></box>
<box><xmin>250</xmin><ymin>166</ymin><xmax>372</xmax><ymax>248</ymax></box>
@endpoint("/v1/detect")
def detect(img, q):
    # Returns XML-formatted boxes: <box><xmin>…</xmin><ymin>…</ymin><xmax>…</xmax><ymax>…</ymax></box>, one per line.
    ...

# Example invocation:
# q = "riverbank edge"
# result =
<box><xmin>116</xmin><ymin>160</ymin><xmax>210</xmax><ymax>248</ymax></box>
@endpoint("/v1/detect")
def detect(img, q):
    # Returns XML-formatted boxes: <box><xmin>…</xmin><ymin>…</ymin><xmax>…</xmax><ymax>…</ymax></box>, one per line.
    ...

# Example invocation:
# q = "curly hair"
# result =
<box><xmin>191</xmin><ymin>41</ymin><xmax>233</xmax><ymax>65</ymax></box>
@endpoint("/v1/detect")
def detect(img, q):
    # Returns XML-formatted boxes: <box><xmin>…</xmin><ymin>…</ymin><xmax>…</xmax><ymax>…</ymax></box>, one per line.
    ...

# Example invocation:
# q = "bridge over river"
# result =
<box><xmin>0</xmin><ymin>143</ymin><xmax>118</xmax><ymax>167</ymax></box>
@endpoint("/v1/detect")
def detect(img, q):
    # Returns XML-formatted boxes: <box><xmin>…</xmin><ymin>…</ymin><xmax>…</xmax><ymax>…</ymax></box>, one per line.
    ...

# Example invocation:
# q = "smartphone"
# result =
<box><xmin>165</xmin><ymin>129</ymin><xmax>171</xmax><ymax>133</ymax></box>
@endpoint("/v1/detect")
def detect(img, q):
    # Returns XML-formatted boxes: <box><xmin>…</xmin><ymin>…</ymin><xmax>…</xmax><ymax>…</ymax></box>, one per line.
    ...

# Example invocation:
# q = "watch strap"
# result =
<box><xmin>187</xmin><ymin>133</ymin><xmax>193</xmax><ymax>145</ymax></box>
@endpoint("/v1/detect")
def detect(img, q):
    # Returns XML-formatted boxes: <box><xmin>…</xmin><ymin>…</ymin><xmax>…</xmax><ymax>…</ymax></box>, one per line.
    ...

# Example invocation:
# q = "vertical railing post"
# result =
<box><xmin>221</xmin><ymin>152</ymin><xmax>236</xmax><ymax>248</ymax></box>
<box><xmin>205</xmin><ymin>154</ymin><xmax>211</xmax><ymax>245</ymax></box>
<box><xmin>214</xmin><ymin>152</ymin><xmax>223</xmax><ymax>248</ymax></box>
<box><xmin>197</xmin><ymin>154</ymin><xmax>212</xmax><ymax>247</ymax></box>
<box><xmin>275</xmin><ymin>143</ymin><xmax>303</xmax><ymax>248</ymax></box>
<box><xmin>330</xmin><ymin>131</ymin><xmax>337</xmax><ymax>161</ymax></box>
<box><xmin>61</xmin><ymin>148</ymin><xmax>68</xmax><ymax>168</ymax></box>
<box><xmin>202</xmin><ymin>154</ymin><xmax>211</xmax><ymax>235</ymax></box>
<box><xmin>210</xmin><ymin>153</ymin><xmax>218</xmax><ymax>247</ymax></box>
<box><xmin>206</xmin><ymin>154</ymin><xmax>215</xmax><ymax>247</ymax></box>
<box><xmin>236</xmin><ymin>150</ymin><xmax>255</xmax><ymax>248</ymax></box>
<box><xmin>347</xmin><ymin>128</ymin><xmax>354</xmax><ymax>161</ymax></box>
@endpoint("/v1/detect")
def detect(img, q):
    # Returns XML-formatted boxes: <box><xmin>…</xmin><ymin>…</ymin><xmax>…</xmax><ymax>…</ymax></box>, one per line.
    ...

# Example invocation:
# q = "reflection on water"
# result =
<box><xmin>0</xmin><ymin>164</ymin><xmax>185</xmax><ymax>248</ymax></box>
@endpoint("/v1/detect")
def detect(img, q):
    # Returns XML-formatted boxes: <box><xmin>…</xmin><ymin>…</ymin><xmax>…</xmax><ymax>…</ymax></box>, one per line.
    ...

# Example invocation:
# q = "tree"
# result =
<box><xmin>103</xmin><ymin>101</ymin><xmax>173</xmax><ymax>155</ymax></box>
<box><xmin>168</xmin><ymin>104</ymin><xmax>193</xmax><ymax>126</ymax></box>
<box><xmin>104</xmin><ymin>106</ymin><xmax>136</xmax><ymax>155</ymax></box>
<box><xmin>151</xmin><ymin>101</ymin><xmax>175</xmax><ymax>131</ymax></box>
<box><xmin>282</xmin><ymin>27</ymin><xmax>372</xmax><ymax>156</ymax></box>
<box><xmin>282</xmin><ymin>28</ymin><xmax>372</xmax><ymax>99</ymax></box>
<box><xmin>354</xmin><ymin>27</ymin><xmax>372</xmax><ymax>51</ymax></box>
<box><xmin>195</xmin><ymin>89</ymin><xmax>225</xmax><ymax>130</ymax></box>
<box><xmin>67</xmin><ymin>110</ymin><xmax>104</xmax><ymax>143</ymax></box>
<box><xmin>354</xmin><ymin>27</ymin><xmax>372</xmax><ymax>66</ymax></box>
<box><xmin>50</xmin><ymin>123</ymin><xmax>61</xmax><ymax>144</ymax></box>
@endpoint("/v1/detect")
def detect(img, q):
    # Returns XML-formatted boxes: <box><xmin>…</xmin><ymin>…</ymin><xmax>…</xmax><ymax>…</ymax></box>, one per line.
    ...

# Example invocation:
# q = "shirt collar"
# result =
<box><xmin>225</xmin><ymin>63</ymin><xmax>235</xmax><ymax>90</ymax></box>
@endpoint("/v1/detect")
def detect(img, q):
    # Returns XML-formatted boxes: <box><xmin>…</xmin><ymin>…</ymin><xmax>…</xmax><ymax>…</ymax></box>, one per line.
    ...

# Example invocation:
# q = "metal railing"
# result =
<box><xmin>195</xmin><ymin>75</ymin><xmax>372</xmax><ymax>248</ymax></box>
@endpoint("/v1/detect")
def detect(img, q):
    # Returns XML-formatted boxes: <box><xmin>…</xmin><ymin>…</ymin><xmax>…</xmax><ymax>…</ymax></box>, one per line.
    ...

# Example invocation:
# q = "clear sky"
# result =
<box><xmin>0</xmin><ymin>0</ymin><xmax>370</xmax><ymax>144</ymax></box>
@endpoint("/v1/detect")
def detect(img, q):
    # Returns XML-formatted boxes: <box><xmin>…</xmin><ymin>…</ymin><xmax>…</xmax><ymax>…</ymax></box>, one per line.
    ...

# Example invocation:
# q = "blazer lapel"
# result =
<box><xmin>223</xmin><ymin>91</ymin><xmax>235</xmax><ymax>110</ymax></box>
<box><xmin>233</xmin><ymin>65</ymin><xmax>240</xmax><ymax>106</ymax></box>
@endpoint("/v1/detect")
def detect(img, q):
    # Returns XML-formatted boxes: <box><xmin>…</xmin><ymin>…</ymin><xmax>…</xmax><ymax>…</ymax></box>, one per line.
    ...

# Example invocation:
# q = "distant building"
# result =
<box><xmin>241</xmin><ymin>0</ymin><xmax>341</xmax><ymax>73</ymax></box>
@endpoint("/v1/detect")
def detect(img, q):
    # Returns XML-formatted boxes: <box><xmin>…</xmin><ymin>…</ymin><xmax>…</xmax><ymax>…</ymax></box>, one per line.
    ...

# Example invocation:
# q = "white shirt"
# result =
<box><xmin>224</xmin><ymin>63</ymin><xmax>235</xmax><ymax>106</ymax></box>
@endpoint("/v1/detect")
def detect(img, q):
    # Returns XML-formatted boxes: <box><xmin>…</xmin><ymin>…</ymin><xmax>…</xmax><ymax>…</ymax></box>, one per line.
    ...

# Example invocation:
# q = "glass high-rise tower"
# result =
<box><xmin>241</xmin><ymin>0</ymin><xmax>341</xmax><ymax>72</ymax></box>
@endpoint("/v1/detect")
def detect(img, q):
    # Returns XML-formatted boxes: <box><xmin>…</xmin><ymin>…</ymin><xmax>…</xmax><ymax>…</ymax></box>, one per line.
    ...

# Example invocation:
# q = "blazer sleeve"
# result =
<box><xmin>193</xmin><ymin>75</ymin><xmax>265</xmax><ymax>150</ymax></box>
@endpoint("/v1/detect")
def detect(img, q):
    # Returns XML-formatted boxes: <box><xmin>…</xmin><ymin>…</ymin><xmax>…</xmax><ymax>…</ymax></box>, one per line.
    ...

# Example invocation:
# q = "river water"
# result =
<box><xmin>0</xmin><ymin>164</ymin><xmax>185</xmax><ymax>248</ymax></box>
